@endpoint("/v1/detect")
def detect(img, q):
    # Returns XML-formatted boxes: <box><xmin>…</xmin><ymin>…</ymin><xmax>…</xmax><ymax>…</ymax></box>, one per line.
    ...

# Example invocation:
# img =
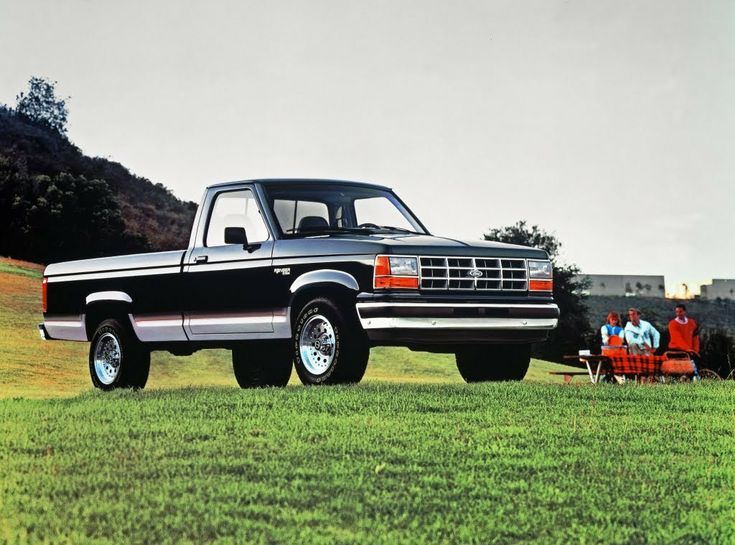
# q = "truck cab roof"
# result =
<box><xmin>207</xmin><ymin>178</ymin><xmax>392</xmax><ymax>191</ymax></box>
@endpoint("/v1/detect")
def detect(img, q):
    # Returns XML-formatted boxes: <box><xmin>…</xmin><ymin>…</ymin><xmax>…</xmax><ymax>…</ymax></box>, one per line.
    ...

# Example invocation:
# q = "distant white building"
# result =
<box><xmin>576</xmin><ymin>274</ymin><xmax>666</xmax><ymax>298</ymax></box>
<box><xmin>700</xmin><ymin>279</ymin><xmax>735</xmax><ymax>300</ymax></box>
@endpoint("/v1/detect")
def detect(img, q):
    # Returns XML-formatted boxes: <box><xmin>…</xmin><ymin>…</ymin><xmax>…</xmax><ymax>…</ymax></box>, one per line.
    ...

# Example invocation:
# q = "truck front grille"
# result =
<box><xmin>419</xmin><ymin>256</ymin><xmax>527</xmax><ymax>291</ymax></box>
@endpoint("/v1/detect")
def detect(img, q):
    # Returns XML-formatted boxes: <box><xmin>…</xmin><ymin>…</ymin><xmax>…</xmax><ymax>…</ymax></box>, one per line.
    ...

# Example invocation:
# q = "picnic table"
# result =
<box><xmin>561</xmin><ymin>353</ymin><xmax>669</xmax><ymax>384</ymax></box>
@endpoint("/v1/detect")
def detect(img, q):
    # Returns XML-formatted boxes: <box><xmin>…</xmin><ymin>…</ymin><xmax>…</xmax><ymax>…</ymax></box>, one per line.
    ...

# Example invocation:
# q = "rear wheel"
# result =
<box><xmin>232</xmin><ymin>342</ymin><xmax>292</xmax><ymax>388</ymax></box>
<box><xmin>696</xmin><ymin>368</ymin><xmax>722</xmax><ymax>382</ymax></box>
<box><xmin>89</xmin><ymin>318</ymin><xmax>150</xmax><ymax>390</ymax></box>
<box><xmin>293</xmin><ymin>297</ymin><xmax>369</xmax><ymax>385</ymax></box>
<box><xmin>455</xmin><ymin>344</ymin><xmax>531</xmax><ymax>382</ymax></box>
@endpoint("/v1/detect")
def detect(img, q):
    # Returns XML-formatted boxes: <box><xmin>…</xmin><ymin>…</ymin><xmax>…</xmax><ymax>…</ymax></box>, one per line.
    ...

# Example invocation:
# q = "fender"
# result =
<box><xmin>85</xmin><ymin>291</ymin><xmax>133</xmax><ymax>305</ymax></box>
<box><xmin>289</xmin><ymin>269</ymin><xmax>359</xmax><ymax>294</ymax></box>
<box><xmin>82</xmin><ymin>291</ymin><xmax>135</xmax><ymax>342</ymax></box>
<box><xmin>288</xmin><ymin>269</ymin><xmax>360</xmax><ymax>325</ymax></box>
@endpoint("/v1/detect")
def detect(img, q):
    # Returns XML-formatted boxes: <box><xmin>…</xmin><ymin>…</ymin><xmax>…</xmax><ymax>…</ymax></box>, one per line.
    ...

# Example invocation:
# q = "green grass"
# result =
<box><xmin>0</xmin><ymin>262</ymin><xmax>42</xmax><ymax>278</ymax></box>
<box><xmin>1</xmin><ymin>384</ymin><xmax>733</xmax><ymax>544</ymax></box>
<box><xmin>2</xmin><ymin>258</ymin><xmax>734</xmax><ymax>543</ymax></box>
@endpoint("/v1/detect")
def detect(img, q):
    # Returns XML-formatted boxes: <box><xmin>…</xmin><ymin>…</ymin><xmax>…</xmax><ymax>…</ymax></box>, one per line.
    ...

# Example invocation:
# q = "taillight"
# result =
<box><xmin>374</xmin><ymin>255</ymin><xmax>419</xmax><ymax>289</ymax></box>
<box><xmin>42</xmin><ymin>277</ymin><xmax>48</xmax><ymax>313</ymax></box>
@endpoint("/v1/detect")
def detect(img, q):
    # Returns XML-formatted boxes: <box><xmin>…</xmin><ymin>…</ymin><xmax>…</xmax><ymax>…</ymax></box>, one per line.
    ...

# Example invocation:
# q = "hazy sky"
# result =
<box><xmin>1</xmin><ymin>0</ymin><xmax>733</xmax><ymax>294</ymax></box>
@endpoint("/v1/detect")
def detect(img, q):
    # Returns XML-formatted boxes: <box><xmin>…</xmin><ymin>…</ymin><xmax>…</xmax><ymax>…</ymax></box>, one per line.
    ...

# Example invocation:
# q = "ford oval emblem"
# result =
<box><xmin>467</xmin><ymin>269</ymin><xmax>483</xmax><ymax>278</ymax></box>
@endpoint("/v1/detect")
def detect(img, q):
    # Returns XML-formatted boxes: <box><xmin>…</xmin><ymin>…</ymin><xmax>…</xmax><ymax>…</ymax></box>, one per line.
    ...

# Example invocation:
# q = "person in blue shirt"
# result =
<box><xmin>624</xmin><ymin>308</ymin><xmax>660</xmax><ymax>355</ymax></box>
<box><xmin>600</xmin><ymin>311</ymin><xmax>625</xmax><ymax>348</ymax></box>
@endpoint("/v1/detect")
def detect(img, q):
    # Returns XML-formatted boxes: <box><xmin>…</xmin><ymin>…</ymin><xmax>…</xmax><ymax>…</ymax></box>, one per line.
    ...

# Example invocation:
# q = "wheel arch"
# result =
<box><xmin>84</xmin><ymin>291</ymin><xmax>136</xmax><ymax>341</ymax></box>
<box><xmin>288</xmin><ymin>270</ymin><xmax>360</xmax><ymax>326</ymax></box>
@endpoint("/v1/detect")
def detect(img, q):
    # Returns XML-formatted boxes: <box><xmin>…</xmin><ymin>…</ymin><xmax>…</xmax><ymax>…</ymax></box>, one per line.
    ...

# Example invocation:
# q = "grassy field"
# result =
<box><xmin>1</xmin><ymin>258</ymin><xmax>734</xmax><ymax>544</ymax></box>
<box><xmin>1</xmin><ymin>384</ymin><xmax>733</xmax><ymax>544</ymax></box>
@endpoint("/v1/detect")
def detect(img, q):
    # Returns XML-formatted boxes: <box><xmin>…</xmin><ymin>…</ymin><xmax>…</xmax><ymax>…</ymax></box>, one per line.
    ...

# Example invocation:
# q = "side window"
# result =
<box><xmin>273</xmin><ymin>199</ymin><xmax>330</xmax><ymax>233</ymax></box>
<box><xmin>206</xmin><ymin>189</ymin><xmax>270</xmax><ymax>247</ymax></box>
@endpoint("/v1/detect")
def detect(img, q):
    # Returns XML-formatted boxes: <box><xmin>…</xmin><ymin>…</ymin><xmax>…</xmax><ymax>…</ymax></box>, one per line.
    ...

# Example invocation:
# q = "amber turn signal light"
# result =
<box><xmin>529</xmin><ymin>279</ymin><xmax>553</xmax><ymax>292</ymax></box>
<box><xmin>374</xmin><ymin>255</ymin><xmax>391</xmax><ymax>277</ymax></box>
<box><xmin>375</xmin><ymin>276</ymin><xmax>420</xmax><ymax>289</ymax></box>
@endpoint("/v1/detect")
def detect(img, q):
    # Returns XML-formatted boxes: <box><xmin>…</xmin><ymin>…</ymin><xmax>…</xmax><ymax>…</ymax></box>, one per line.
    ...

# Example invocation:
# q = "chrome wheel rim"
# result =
<box><xmin>94</xmin><ymin>332</ymin><xmax>121</xmax><ymax>385</ymax></box>
<box><xmin>299</xmin><ymin>314</ymin><xmax>336</xmax><ymax>376</ymax></box>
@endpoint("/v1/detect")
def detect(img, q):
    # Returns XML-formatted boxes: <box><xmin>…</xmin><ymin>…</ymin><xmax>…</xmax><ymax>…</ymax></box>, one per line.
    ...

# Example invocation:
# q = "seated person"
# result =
<box><xmin>667</xmin><ymin>304</ymin><xmax>700</xmax><ymax>355</ymax></box>
<box><xmin>600</xmin><ymin>312</ymin><xmax>625</xmax><ymax>354</ymax></box>
<box><xmin>624</xmin><ymin>308</ymin><xmax>660</xmax><ymax>356</ymax></box>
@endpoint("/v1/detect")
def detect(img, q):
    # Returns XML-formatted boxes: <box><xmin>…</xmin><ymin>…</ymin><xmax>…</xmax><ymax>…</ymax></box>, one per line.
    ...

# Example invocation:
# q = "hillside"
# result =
<box><xmin>0</xmin><ymin>106</ymin><xmax>197</xmax><ymax>263</ymax></box>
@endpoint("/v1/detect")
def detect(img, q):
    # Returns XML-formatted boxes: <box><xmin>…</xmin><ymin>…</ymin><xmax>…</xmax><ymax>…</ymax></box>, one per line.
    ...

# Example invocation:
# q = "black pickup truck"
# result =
<box><xmin>39</xmin><ymin>179</ymin><xmax>559</xmax><ymax>390</ymax></box>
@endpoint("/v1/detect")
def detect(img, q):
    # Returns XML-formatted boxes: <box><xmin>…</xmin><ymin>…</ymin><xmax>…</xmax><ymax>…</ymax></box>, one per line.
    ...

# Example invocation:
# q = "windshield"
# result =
<box><xmin>261</xmin><ymin>183</ymin><xmax>427</xmax><ymax>237</ymax></box>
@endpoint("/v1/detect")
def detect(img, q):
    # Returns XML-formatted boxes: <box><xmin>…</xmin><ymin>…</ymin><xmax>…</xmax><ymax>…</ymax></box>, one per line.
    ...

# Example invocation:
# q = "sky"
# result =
<box><xmin>1</xmin><ymin>0</ymin><xmax>733</xmax><ymax>296</ymax></box>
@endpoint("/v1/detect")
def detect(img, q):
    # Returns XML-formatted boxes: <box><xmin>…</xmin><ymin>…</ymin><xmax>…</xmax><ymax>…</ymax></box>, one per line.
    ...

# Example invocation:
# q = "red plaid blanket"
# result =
<box><xmin>607</xmin><ymin>354</ymin><xmax>667</xmax><ymax>375</ymax></box>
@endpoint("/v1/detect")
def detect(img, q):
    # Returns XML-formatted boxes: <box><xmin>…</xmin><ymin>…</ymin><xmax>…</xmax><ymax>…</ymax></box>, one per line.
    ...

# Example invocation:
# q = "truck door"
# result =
<box><xmin>183</xmin><ymin>186</ymin><xmax>278</xmax><ymax>339</ymax></box>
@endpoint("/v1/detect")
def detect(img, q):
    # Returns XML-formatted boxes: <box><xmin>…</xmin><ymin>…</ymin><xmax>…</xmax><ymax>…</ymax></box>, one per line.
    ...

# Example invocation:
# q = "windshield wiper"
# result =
<box><xmin>284</xmin><ymin>225</ymin><xmax>420</xmax><ymax>237</ymax></box>
<box><xmin>285</xmin><ymin>227</ymin><xmax>379</xmax><ymax>237</ymax></box>
<box><xmin>376</xmin><ymin>225</ymin><xmax>421</xmax><ymax>234</ymax></box>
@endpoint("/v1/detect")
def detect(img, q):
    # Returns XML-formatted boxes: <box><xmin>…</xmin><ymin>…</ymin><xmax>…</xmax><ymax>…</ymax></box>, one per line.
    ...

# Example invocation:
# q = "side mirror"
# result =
<box><xmin>224</xmin><ymin>227</ymin><xmax>261</xmax><ymax>253</ymax></box>
<box><xmin>224</xmin><ymin>227</ymin><xmax>247</xmax><ymax>245</ymax></box>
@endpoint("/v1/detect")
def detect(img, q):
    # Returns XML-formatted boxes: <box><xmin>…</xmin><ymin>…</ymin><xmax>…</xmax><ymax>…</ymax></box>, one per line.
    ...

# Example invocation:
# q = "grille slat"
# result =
<box><xmin>419</xmin><ymin>256</ymin><xmax>527</xmax><ymax>291</ymax></box>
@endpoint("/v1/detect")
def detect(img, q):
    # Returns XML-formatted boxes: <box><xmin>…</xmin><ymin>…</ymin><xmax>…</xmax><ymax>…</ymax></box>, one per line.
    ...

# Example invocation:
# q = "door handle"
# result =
<box><xmin>194</xmin><ymin>255</ymin><xmax>208</xmax><ymax>264</ymax></box>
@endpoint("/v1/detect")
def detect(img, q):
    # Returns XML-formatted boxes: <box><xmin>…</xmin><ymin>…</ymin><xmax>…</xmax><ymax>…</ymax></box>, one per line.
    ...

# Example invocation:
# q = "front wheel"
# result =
<box><xmin>89</xmin><ymin>318</ymin><xmax>150</xmax><ymax>390</ymax></box>
<box><xmin>232</xmin><ymin>342</ymin><xmax>292</xmax><ymax>388</ymax></box>
<box><xmin>455</xmin><ymin>344</ymin><xmax>531</xmax><ymax>382</ymax></box>
<box><xmin>293</xmin><ymin>298</ymin><xmax>369</xmax><ymax>385</ymax></box>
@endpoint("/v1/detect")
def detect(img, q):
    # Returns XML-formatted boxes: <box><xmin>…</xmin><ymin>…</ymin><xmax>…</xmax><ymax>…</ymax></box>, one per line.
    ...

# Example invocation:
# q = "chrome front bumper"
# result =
<box><xmin>355</xmin><ymin>302</ymin><xmax>559</xmax><ymax>345</ymax></box>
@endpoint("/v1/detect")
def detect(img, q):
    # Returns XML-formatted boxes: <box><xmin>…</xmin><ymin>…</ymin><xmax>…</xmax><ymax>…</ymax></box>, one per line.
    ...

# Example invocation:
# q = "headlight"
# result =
<box><xmin>374</xmin><ymin>255</ymin><xmax>419</xmax><ymax>289</ymax></box>
<box><xmin>389</xmin><ymin>256</ymin><xmax>418</xmax><ymax>276</ymax></box>
<box><xmin>528</xmin><ymin>260</ymin><xmax>552</xmax><ymax>279</ymax></box>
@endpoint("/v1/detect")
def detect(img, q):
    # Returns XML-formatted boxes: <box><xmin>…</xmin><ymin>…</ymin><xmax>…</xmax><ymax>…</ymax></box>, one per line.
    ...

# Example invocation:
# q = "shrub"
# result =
<box><xmin>699</xmin><ymin>329</ymin><xmax>734</xmax><ymax>379</ymax></box>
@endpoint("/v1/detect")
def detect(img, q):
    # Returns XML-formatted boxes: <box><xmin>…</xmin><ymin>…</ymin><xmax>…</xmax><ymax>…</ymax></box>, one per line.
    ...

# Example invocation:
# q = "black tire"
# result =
<box><xmin>455</xmin><ymin>344</ymin><xmax>531</xmax><ymax>383</ymax></box>
<box><xmin>293</xmin><ymin>297</ymin><xmax>369</xmax><ymax>385</ymax></box>
<box><xmin>88</xmin><ymin>318</ymin><xmax>150</xmax><ymax>391</ymax></box>
<box><xmin>232</xmin><ymin>341</ymin><xmax>292</xmax><ymax>388</ymax></box>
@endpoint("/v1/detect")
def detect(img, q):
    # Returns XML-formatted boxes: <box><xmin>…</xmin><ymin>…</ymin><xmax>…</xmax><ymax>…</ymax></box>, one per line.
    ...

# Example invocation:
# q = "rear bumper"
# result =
<box><xmin>38</xmin><ymin>323</ymin><xmax>50</xmax><ymax>340</ymax></box>
<box><xmin>356</xmin><ymin>302</ymin><xmax>559</xmax><ymax>345</ymax></box>
<box><xmin>38</xmin><ymin>316</ymin><xmax>87</xmax><ymax>342</ymax></box>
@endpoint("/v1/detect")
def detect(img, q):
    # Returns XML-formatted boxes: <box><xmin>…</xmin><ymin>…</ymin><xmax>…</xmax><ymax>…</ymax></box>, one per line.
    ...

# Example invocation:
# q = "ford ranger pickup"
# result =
<box><xmin>39</xmin><ymin>179</ymin><xmax>559</xmax><ymax>389</ymax></box>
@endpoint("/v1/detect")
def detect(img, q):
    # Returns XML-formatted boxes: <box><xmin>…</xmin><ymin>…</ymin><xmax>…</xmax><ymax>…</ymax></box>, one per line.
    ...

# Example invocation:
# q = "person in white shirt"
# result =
<box><xmin>624</xmin><ymin>308</ymin><xmax>660</xmax><ymax>355</ymax></box>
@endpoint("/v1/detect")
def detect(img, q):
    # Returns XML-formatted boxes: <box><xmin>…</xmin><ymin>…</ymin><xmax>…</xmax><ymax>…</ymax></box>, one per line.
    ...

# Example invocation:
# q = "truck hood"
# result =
<box><xmin>378</xmin><ymin>234</ymin><xmax>548</xmax><ymax>258</ymax></box>
<box><xmin>275</xmin><ymin>233</ymin><xmax>548</xmax><ymax>259</ymax></box>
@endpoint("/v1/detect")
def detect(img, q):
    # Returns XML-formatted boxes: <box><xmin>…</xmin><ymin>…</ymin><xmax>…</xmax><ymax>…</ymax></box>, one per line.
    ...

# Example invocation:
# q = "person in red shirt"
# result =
<box><xmin>668</xmin><ymin>304</ymin><xmax>700</xmax><ymax>355</ymax></box>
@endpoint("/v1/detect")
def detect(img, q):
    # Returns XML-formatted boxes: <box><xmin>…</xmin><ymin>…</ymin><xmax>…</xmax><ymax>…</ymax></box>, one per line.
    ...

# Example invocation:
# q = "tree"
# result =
<box><xmin>15</xmin><ymin>77</ymin><xmax>69</xmax><ymax>136</ymax></box>
<box><xmin>700</xmin><ymin>329</ymin><xmax>734</xmax><ymax>378</ymax></box>
<box><xmin>0</xmin><ymin>160</ymin><xmax>148</xmax><ymax>262</ymax></box>
<box><xmin>483</xmin><ymin>220</ymin><xmax>592</xmax><ymax>362</ymax></box>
